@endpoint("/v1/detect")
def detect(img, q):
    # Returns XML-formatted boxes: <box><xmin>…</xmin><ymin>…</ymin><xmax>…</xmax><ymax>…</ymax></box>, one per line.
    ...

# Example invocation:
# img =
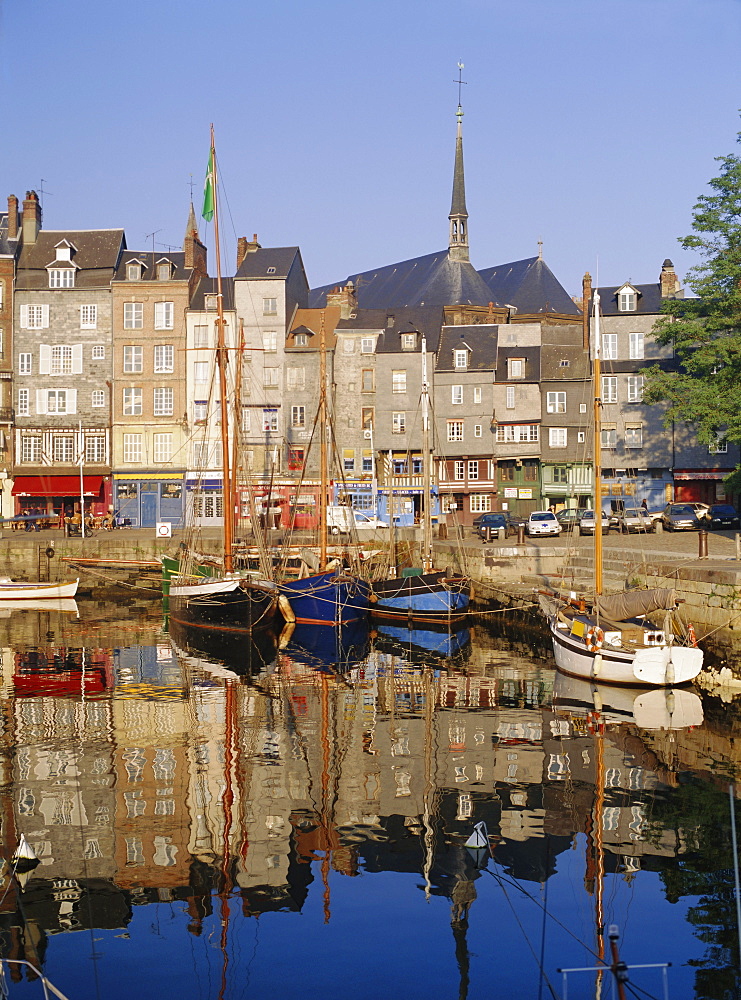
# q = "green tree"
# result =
<box><xmin>642</xmin><ymin>129</ymin><xmax>741</xmax><ymax>488</ymax></box>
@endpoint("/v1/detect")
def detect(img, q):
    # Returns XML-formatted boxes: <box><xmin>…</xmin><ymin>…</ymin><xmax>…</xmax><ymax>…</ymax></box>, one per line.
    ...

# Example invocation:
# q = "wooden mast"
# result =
<box><xmin>210</xmin><ymin>125</ymin><xmax>234</xmax><ymax>574</ymax></box>
<box><xmin>592</xmin><ymin>291</ymin><xmax>603</xmax><ymax>597</ymax></box>
<box><xmin>421</xmin><ymin>336</ymin><xmax>433</xmax><ymax>573</ymax></box>
<box><xmin>318</xmin><ymin>310</ymin><xmax>328</xmax><ymax>571</ymax></box>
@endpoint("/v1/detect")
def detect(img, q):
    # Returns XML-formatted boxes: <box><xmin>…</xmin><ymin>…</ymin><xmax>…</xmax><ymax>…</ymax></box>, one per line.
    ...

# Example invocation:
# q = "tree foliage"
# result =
<box><xmin>642</xmin><ymin>129</ymin><xmax>741</xmax><ymax>487</ymax></box>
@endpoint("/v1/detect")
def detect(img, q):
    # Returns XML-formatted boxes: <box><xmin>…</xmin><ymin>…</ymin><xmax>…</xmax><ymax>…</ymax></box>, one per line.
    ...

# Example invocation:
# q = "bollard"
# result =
<box><xmin>438</xmin><ymin>523</ymin><xmax>448</xmax><ymax>540</ymax></box>
<box><xmin>517</xmin><ymin>525</ymin><xmax>525</xmax><ymax>545</ymax></box>
<box><xmin>698</xmin><ymin>529</ymin><xmax>708</xmax><ymax>559</ymax></box>
<box><xmin>497</xmin><ymin>526</ymin><xmax>505</xmax><ymax>542</ymax></box>
<box><xmin>655</xmin><ymin>519</ymin><xmax>663</xmax><ymax>533</ymax></box>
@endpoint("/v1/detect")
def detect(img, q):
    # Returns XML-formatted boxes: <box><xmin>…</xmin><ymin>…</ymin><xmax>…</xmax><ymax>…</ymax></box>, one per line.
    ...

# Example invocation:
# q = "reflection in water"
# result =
<box><xmin>0</xmin><ymin>601</ymin><xmax>737</xmax><ymax>998</ymax></box>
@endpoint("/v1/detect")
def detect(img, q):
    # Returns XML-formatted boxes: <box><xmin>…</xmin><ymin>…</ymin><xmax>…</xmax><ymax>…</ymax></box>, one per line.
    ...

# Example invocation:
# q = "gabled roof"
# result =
<box><xmin>287</xmin><ymin>306</ymin><xmax>341</xmax><ymax>350</ymax></box>
<box><xmin>477</xmin><ymin>256</ymin><xmax>580</xmax><ymax>316</ymax></box>
<box><xmin>235</xmin><ymin>246</ymin><xmax>303</xmax><ymax>280</ymax></box>
<box><xmin>189</xmin><ymin>276</ymin><xmax>235</xmax><ymax>311</ymax></box>
<box><xmin>310</xmin><ymin>249</ymin><xmax>494</xmax><ymax>310</ymax></box>
<box><xmin>16</xmin><ymin>229</ymin><xmax>125</xmax><ymax>289</ymax></box>
<box><xmin>436</xmin><ymin>323</ymin><xmax>498</xmax><ymax>371</ymax></box>
<box><xmin>539</xmin><ymin>340</ymin><xmax>590</xmax><ymax>381</ymax></box>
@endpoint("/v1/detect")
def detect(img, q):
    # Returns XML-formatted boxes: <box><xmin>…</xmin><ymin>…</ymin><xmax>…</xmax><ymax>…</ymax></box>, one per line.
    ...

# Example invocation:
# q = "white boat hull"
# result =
<box><xmin>169</xmin><ymin>577</ymin><xmax>241</xmax><ymax>599</ymax></box>
<box><xmin>551</xmin><ymin>619</ymin><xmax>703</xmax><ymax>686</ymax></box>
<box><xmin>0</xmin><ymin>579</ymin><xmax>78</xmax><ymax>600</ymax></box>
<box><xmin>552</xmin><ymin>672</ymin><xmax>704</xmax><ymax>729</ymax></box>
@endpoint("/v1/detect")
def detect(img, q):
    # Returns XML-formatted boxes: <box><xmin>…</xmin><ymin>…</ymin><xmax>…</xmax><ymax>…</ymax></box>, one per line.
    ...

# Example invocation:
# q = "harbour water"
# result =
<box><xmin>0</xmin><ymin>597</ymin><xmax>738</xmax><ymax>999</ymax></box>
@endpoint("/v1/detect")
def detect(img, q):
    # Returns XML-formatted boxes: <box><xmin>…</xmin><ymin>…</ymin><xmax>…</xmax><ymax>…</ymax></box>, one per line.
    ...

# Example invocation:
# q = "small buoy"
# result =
<box><xmin>465</xmin><ymin>821</ymin><xmax>488</xmax><ymax>850</ymax></box>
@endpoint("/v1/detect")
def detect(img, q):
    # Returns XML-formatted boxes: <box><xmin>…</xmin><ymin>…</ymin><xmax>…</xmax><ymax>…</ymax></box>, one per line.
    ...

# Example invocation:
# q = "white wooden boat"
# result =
<box><xmin>542</xmin><ymin>291</ymin><xmax>703</xmax><ymax>687</ymax></box>
<box><xmin>0</xmin><ymin>578</ymin><xmax>78</xmax><ymax>599</ymax></box>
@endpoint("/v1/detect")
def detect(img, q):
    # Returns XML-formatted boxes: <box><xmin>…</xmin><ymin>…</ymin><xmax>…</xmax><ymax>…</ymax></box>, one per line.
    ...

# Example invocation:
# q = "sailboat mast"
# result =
<box><xmin>421</xmin><ymin>336</ymin><xmax>433</xmax><ymax>573</ymax></box>
<box><xmin>592</xmin><ymin>291</ymin><xmax>603</xmax><ymax>597</ymax></box>
<box><xmin>319</xmin><ymin>310</ymin><xmax>328</xmax><ymax>570</ymax></box>
<box><xmin>210</xmin><ymin>126</ymin><xmax>234</xmax><ymax>574</ymax></box>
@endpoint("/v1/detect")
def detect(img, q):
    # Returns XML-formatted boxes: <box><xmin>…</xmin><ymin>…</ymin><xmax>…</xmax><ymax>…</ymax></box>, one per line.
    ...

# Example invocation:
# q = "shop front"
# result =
<box><xmin>673</xmin><ymin>470</ymin><xmax>731</xmax><ymax>506</ymax></box>
<box><xmin>12</xmin><ymin>474</ymin><xmax>110</xmax><ymax>525</ymax></box>
<box><xmin>114</xmin><ymin>475</ymin><xmax>184</xmax><ymax>528</ymax></box>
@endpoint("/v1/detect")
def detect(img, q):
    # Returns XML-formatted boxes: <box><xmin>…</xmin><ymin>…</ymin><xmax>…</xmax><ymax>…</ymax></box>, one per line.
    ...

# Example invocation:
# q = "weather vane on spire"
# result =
<box><xmin>455</xmin><ymin>61</ymin><xmax>467</xmax><ymax>122</ymax></box>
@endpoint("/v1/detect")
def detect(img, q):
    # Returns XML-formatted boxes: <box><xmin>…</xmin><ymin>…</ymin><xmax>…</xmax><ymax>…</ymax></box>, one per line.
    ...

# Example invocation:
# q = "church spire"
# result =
<box><xmin>184</xmin><ymin>200</ymin><xmax>199</xmax><ymax>247</ymax></box>
<box><xmin>449</xmin><ymin>64</ymin><xmax>469</xmax><ymax>262</ymax></box>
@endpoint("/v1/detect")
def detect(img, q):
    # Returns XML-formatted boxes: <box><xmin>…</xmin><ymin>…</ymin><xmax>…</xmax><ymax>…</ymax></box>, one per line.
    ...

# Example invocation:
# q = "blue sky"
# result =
<box><xmin>2</xmin><ymin>0</ymin><xmax>739</xmax><ymax>299</ymax></box>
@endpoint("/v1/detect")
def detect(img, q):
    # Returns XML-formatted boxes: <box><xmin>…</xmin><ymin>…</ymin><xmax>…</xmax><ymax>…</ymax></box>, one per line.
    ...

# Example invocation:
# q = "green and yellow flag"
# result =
<box><xmin>202</xmin><ymin>148</ymin><xmax>215</xmax><ymax>222</ymax></box>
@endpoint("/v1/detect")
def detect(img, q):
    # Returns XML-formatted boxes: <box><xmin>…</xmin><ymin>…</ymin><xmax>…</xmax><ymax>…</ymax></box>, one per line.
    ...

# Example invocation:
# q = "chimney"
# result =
<box><xmin>6</xmin><ymin>195</ymin><xmax>18</xmax><ymax>241</ymax></box>
<box><xmin>582</xmin><ymin>272</ymin><xmax>592</xmax><ymax>352</ymax></box>
<box><xmin>325</xmin><ymin>280</ymin><xmax>358</xmax><ymax>319</ymax></box>
<box><xmin>236</xmin><ymin>233</ymin><xmax>261</xmax><ymax>270</ymax></box>
<box><xmin>22</xmin><ymin>190</ymin><xmax>41</xmax><ymax>245</ymax></box>
<box><xmin>660</xmin><ymin>258</ymin><xmax>680</xmax><ymax>298</ymax></box>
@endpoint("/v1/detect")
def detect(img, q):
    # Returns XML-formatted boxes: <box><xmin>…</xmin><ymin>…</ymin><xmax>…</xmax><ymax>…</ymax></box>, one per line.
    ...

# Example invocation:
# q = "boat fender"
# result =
<box><xmin>592</xmin><ymin>652</ymin><xmax>604</xmax><ymax>676</ymax></box>
<box><xmin>469</xmin><ymin>583</ymin><xmax>474</xmax><ymax>602</ymax></box>
<box><xmin>586</xmin><ymin>627</ymin><xmax>604</xmax><ymax>652</ymax></box>
<box><xmin>45</xmin><ymin>547</ymin><xmax>55</xmax><ymax>559</ymax></box>
<box><xmin>368</xmin><ymin>591</ymin><xmax>378</xmax><ymax>603</ymax></box>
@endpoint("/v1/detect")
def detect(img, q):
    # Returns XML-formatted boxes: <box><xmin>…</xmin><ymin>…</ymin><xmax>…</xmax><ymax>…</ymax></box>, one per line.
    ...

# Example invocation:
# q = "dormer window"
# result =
<box><xmin>157</xmin><ymin>260</ymin><xmax>172</xmax><ymax>281</ymax></box>
<box><xmin>508</xmin><ymin>357</ymin><xmax>525</xmax><ymax>379</ymax></box>
<box><xmin>204</xmin><ymin>294</ymin><xmax>217</xmax><ymax>310</ymax></box>
<box><xmin>267</xmin><ymin>266</ymin><xmax>276</xmax><ymax>274</ymax></box>
<box><xmin>294</xmin><ymin>333</ymin><xmax>308</xmax><ymax>347</ymax></box>
<box><xmin>401</xmin><ymin>333</ymin><xmax>416</xmax><ymax>351</ymax></box>
<box><xmin>48</xmin><ymin>268</ymin><xmax>74</xmax><ymax>288</ymax></box>
<box><xmin>55</xmin><ymin>247</ymin><xmax>71</xmax><ymax>262</ymax></box>
<box><xmin>127</xmin><ymin>263</ymin><xmax>142</xmax><ymax>281</ymax></box>
<box><xmin>617</xmin><ymin>284</ymin><xmax>638</xmax><ymax>312</ymax></box>
<box><xmin>361</xmin><ymin>337</ymin><xmax>375</xmax><ymax>354</ymax></box>
<box><xmin>453</xmin><ymin>349</ymin><xmax>468</xmax><ymax>370</ymax></box>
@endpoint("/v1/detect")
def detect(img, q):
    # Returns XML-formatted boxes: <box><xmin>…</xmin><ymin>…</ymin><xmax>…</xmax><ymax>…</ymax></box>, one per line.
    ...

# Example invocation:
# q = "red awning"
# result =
<box><xmin>673</xmin><ymin>471</ymin><xmax>727</xmax><ymax>481</ymax></box>
<box><xmin>12</xmin><ymin>475</ymin><xmax>105</xmax><ymax>497</ymax></box>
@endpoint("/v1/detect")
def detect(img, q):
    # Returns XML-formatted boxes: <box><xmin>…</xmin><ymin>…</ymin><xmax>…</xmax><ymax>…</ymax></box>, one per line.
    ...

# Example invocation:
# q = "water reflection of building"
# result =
<box><xmin>0</xmin><ymin>630</ymin><xmax>738</xmax><ymax>966</ymax></box>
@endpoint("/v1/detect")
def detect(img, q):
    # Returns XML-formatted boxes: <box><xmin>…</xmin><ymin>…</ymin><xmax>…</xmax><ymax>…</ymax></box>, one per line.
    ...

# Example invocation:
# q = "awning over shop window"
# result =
<box><xmin>12</xmin><ymin>475</ymin><xmax>105</xmax><ymax>497</ymax></box>
<box><xmin>673</xmin><ymin>471</ymin><xmax>727</xmax><ymax>481</ymax></box>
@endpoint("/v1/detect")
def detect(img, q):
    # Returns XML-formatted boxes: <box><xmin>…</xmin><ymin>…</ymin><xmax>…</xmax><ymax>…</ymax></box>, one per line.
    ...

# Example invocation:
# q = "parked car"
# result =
<box><xmin>701</xmin><ymin>504</ymin><xmax>741</xmax><ymax>530</ymax></box>
<box><xmin>476</xmin><ymin>512</ymin><xmax>523</xmax><ymax>540</ymax></box>
<box><xmin>614</xmin><ymin>507</ymin><xmax>654</xmax><ymax>533</ymax></box>
<box><xmin>352</xmin><ymin>511</ymin><xmax>389</xmax><ymax>531</ymax></box>
<box><xmin>526</xmin><ymin>510</ymin><xmax>562</xmax><ymax>537</ymax></box>
<box><xmin>556</xmin><ymin>507</ymin><xmax>588</xmax><ymax>529</ymax></box>
<box><xmin>659</xmin><ymin>503</ymin><xmax>701</xmax><ymax>531</ymax></box>
<box><xmin>686</xmin><ymin>502</ymin><xmax>711</xmax><ymax>517</ymax></box>
<box><xmin>578</xmin><ymin>509</ymin><xmax>610</xmax><ymax>536</ymax></box>
<box><xmin>472</xmin><ymin>511</ymin><xmax>526</xmax><ymax>536</ymax></box>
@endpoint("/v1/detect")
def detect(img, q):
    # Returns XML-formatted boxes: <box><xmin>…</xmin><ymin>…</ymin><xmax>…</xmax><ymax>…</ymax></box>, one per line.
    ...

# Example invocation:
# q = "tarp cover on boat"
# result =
<box><xmin>596</xmin><ymin>588</ymin><xmax>677</xmax><ymax>622</ymax></box>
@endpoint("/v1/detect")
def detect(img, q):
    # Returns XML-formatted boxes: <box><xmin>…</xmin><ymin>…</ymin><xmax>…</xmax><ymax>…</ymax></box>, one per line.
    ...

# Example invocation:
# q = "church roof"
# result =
<box><xmin>477</xmin><ymin>256</ymin><xmax>580</xmax><ymax>316</ymax></box>
<box><xmin>309</xmin><ymin>249</ymin><xmax>494</xmax><ymax>310</ymax></box>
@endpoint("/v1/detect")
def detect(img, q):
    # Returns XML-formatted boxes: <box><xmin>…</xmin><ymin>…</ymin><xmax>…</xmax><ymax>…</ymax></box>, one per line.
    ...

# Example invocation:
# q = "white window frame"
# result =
<box><xmin>473</xmin><ymin>387</ymin><xmax>482</xmax><ymax>405</ymax></box>
<box><xmin>392</xmin><ymin>411</ymin><xmax>406</xmax><ymax>434</ymax></box>
<box><xmin>50</xmin><ymin>344</ymin><xmax>74</xmax><ymax>376</ymax></box>
<box><xmin>629</xmin><ymin>332</ymin><xmax>644</xmax><ymax>360</ymax></box>
<box><xmin>451</xmin><ymin>385</ymin><xmax>463</xmax><ymax>405</ymax></box>
<box><xmin>454</xmin><ymin>461</ymin><xmax>465</xmax><ymax>481</ymax></box>
<box><xmin>123</xmin><ymin>388</ymin><xmax>142</xmax><ymax>416</ymax></box>
<box><xmin>154</xmin><ymin>344</ymin><xmax>174</xmax><ymax>373</ymax></box>
<box><xmin>124</xmin><ymin>303</ymin><xmax>143</xmax><ymax>329</ymax></box>
<box><xmin>92</xmin><ymin>390</ymin><xmax>105</xmax><ymax>408</ymax></box>
<box><xmin>263</xmin><ymin>367</ymin><xmax>279</xmax><ymax>388</ymax></box>
<box><xmin>602</xmin><ymin>376</ymin><xmax>618</xmax><ymax>403</ymax></box>
<box><xmin>625</xmin><ymin>424</ymin><xmax>643</xmax><ymax>448</ymax></box>
<box><xmin>262</xmin><ymin>409</ymin><xmax>278</xmax><ymax>432</ymax></box>
<box><xmin>154</xmin><ymin>433</ymin><xmax>173</xmax><ymax>463</ymax></box>
<box><xmin>127</xmin><ymin>263</ymin><xmax>142</xmax><ymax>281</ymax></box>
<box><xmin>52</xmin><ymin>435</ymin><xmax>75</xmax><ymax>462</ymax></box>
<box><xmin>92</xmin><ymin>345</ymin><xmax>105</xmax><ymax>361</ymax></box>
<box><xmin>601</xmin><ymin>427</ymin><xmax>617</xmax><ymax>449</ymax></box>
<box><xmin>45</xmin><ymin>389</ymin><xmax>71</xmax><ymax>415</ymax></box>
<box><xmin>549</xmin><ymin>427</ymin><xmax>567</xmax><ymax>448</ymax></box>
<box><xmin>468</xmin><ymin>460</ymin><xmax>478</xmax><ymax>481</ymax></box>
<box><xmin>474</xmin><ymin>424</ymin><xmax>482</xmax><ymax>437</ymax></box>
<box><xmin>401</xmin><ymin>333</ymin><xmax>416</xmax><ymax>351</ymax></box>
<box><xmin>291</xmin><ymin>405</ymin><xmax>305</xmax><ymax>428</ymax></box>
<box><xmin>496</xmin><ymin>424</ymin><xmax>539</xmax><ymax>443</ymax></box>
<box><xmin>48</xmin><ymin>268</ymin><xmax>74</xmax><ymax>289</ymax></box>
<box><xmin>392</xmin><ymin>370</ymin><xmax>407</xmax><ymax>393</ymax></box>
<box><xmin>123</xmin><ymin>434</ymin><xmax>143</xmax><ymax>463</ymax></box>
<box><xmin>262</xmin><ymin>297</ymin><xmax>278</xmax><ymax>315</ymax></box>
<box><xmin>602</xmin><ymin>334</ymin><xmax>618</xmax><ymax>360</ymax></box>
<box><xmin>194</xmin><ymin>362</ymin><xmax>209</xmax><ymax>384</ymax></box>
<box><xmin>153</xmin><ymin>387</ymin><xmax>174</xmax><ymax>416</ymax></box>
<box><xmin>453</xmin><ymin>350</ymin><xmax>468</xmax><ymax>370</ymax></box>
<box><xmin>546</xmin><ymin>391</ymin><xmax>566</xmax><ymax>413</ymax></box>
<box><xmin>17</xmin><ymin>389</ymin><xmax>29</xmax><ymax>415</ymax></box>
<box><xmin>193</xmin><ymin>325</ymin><xmax>209</xmax><ymax>348</ymax></box>
<box><xmin>19</xmin><ymin>353</ymin><xmax>31</xmax><ymax>375</ymax></box>
<box><xmin>506</xmin><ymin>385</ymin><xmax>515</xmax><ymax>409</ymax></box>
<box><xmin>469</xmin><ymin>494</ymin><xmax>491</xmax><ymax>514</ymax></box>
<box><xmin>627</xmin><ymin>375</ymin><xmax>644</xmax><ymax>402</ymax></box>
<box><xmin>508</xmin><ymin>358</ymin><xmax>525</xmax><ymax>379</ymax></box>
<box><xmin>619</xmin><ymin>290</ymin><xmax>637</xmax><ymax>312</ymax></box>
<box><xmin>262</xmin><ymin>331</ymin><xmax>278</xmax><ymax>352</ymax></box>
<box><xmin>154</xmin><ymin>302</ymin><xmax>174</xmax><ymax>330</ymax></box>
<box><xmin>123</xmin><ymin>345</ymin><xmax>143</xmax><ymax>373</ymax></box>
<box><xmin>21</xmin><ymin>304</ymin><xmax>49</xmax><ymax>330</ymax></box>
<box><xmin>85</xmin><ymin>435</ymin><xmax>106</xmax><ymax>463</ymax></box>
<box><xmin>361</xmin><ymin>337</ymin><xmax>375</xmax><ymax>354</ymax></box>
<box><xmin>286</xmin><ymin>368</ymin><xmax>306</xmax><ymax>390</ymax></box>
<box><xmin>80</xmin><ymin>304</ymin><xmax>98</xmax><ymax>329</ymax></box>
<box><xmin>21</xmin><ymin>435</ymin><xmax>40</xmax><ymax>462</ymax></box>
<box><xmin>447</xmin><ymin>420</ymin><xmax>464</xmax><ymax>442</ymax></box>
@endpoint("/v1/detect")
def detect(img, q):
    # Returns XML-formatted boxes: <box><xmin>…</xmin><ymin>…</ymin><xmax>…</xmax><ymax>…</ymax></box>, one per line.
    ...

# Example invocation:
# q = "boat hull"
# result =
<box><xmin>372</xmin><ymin>572</ymin><xmax>470</xmax><ymax>625</ymax></box>
<box><xmin>0</xmin><ymin>580</ymin><xmax>78</xmax><ymax>599</ymax></box>
<box><xmin>168</xmin><ymin>576</ymin><xmax>278</xmax><ymax>640</ymax></box>
<box><xmin>552</xmin><ymin>672</ymin><xmax>704</xmax><ymax>729</ymax></box>
<box><xmin>550</xmin><ymin>618</ymin><xmax>703</xmax><ymax>686</ymax></box>
<box><xmin>281</xmin><ymin>572</ymin><xmax>370</xmax><ymax>625</ymax></box>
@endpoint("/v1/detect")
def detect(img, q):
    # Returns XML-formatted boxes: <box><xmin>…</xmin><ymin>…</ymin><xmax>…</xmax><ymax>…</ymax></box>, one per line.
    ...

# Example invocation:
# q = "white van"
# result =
<box><xmin>326</xmin><ymin>506</ymin><xmax>356</xmax><ymax>534</ymax></box>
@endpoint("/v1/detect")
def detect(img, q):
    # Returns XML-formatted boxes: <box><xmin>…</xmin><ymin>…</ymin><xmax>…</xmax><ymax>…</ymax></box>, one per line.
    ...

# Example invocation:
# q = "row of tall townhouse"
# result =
<box><xmin>1</xmin><ymin>189</ymin><xmax>735</xmax><ymax>527</ymax></box>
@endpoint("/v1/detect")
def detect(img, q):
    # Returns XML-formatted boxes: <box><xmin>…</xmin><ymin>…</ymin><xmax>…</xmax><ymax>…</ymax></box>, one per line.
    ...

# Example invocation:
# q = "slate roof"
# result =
<box><xmin>15</xmin><ymin>229</ymin><xmax>125</xmax><ymax>289</ymax></box>
<box><xmin>539</xmin><ymin>340</ymin><xmax>590</xmax><ymax>381</ymax></box>
<box><xmin>309</xmin><ymin>250</ymin><xmax>494</xmax><ymax>310</ymax></box>
<box><xmin>478</xmin><ymin>256</ymin><xmax>580</xmax><ymax>316</ymax></box>
<box><xmin>594</xmin><ymin>282</ymin><xmax>663</xmax><ymax>315</ymax></box>
<box><xmin>113</xmin><ymin>249</ymin><xmax>192</xmax><ymax>283</ymax></box>
<box><xmin>436</xmin><ymin>324</ymin><xmax>498</xmax><ymax>372</ymax></box>
<box><xmin>190</xmin><ymin>276</ymin><xmax>235</xmax><ymax>311</ymax></box>
<box><xmin>335</xmin><ymin>305</ymin><xmax>445</xmax><ymax>353</ymax></box>
<box><xmin>235</xmin><ymin>246</ymin><xmax>303</xmax><ymax>280</ymax></box>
